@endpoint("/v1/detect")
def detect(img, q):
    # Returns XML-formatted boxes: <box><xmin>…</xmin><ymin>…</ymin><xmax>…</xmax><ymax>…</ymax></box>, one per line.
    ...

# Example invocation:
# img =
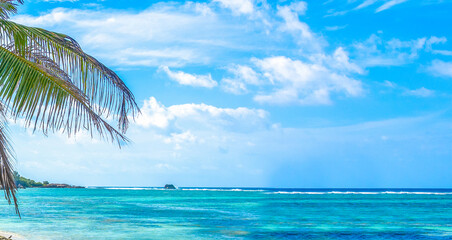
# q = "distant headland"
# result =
<box><xmin>14</xmin><ymin>172</ymin><xmax>84</xmax><ymax>189</ymax></box>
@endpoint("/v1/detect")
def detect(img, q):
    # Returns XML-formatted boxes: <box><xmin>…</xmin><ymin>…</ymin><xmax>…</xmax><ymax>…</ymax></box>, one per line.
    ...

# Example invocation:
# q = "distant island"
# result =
<box><xmin>14</xmin><ymin>172</ymin><xmax>84</xmax><ymax>189</ymax></box>
<box><xmin>164</xmin><ymin>184</ymin><xmax>176</xmax><ymax>189</ymax></box>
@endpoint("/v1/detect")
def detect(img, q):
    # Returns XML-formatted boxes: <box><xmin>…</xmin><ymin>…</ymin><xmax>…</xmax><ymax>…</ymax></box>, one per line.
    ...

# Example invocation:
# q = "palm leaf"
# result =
<box><xmin>0</xmin><ymin>0</ymin><xmax>23</xmax><ymax>20</ymax></box>
<box><xmin>0</xmin><ymin>2</ymin><xmax>139</xmax><ymax>215</ymax></box>
<box><xmin>0</xmin><ymin>19</ymin><xmax>139</xmax><ymax>133</ymax></box>
<box><xmin>0</xmin><ymin>46</ymin><xmax>129</xmax><ymax>145</ymax></box>
<box><xmin>0</xmin><ymin>103</ymin><xmax>19</xmax><ymax>216</ymax></box>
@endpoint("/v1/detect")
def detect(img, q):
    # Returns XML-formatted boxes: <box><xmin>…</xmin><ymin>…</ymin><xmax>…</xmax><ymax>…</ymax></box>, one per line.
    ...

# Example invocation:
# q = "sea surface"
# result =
<box><xmin>0</xmin><ymin>188</ymin><xmax>452</xmax><ymax>239</ymax></box>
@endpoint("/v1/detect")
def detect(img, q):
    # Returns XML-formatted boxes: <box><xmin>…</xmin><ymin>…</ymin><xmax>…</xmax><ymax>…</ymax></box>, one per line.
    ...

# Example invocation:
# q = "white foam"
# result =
<box><xmin>382</xmin><ymin>191</ymin><xmax>452</xmax><ymax>195</ymax></box>
<box><xmin>0</xmin><ymin>231</ymin><xmax>26</xmax><ymax>240</ymax></box>
<box><xmin>267</xmin><ymin>191</ymin><xmax>452</xmax><ymax>195</ymax></box>
<box><xmin>181</xmin><ymin>188</ymin><xmax>264</xmax><ymax>192</ymax></box>
<box><xmin>104</xmin><ymin>187</ymin><xmax>162</xmax><ymax>190</ymax></box>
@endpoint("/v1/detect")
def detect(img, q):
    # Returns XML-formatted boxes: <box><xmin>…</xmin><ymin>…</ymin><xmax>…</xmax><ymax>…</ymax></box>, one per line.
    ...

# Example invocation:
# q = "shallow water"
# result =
<box><xmin>0</xmin><ymin>188</ymin><xmax>451</xmax><ymax>239</ymax></box>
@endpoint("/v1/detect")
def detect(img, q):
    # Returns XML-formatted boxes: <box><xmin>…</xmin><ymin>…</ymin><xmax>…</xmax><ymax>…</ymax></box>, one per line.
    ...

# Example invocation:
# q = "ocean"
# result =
<box><xmin>0</xmin><ymin>188</ymin><xmax>451</xmax><ymax>239</ymax></box>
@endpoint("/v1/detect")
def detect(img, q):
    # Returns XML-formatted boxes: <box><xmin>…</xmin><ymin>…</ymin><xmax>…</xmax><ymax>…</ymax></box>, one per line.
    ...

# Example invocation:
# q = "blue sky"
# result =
<box><xmin>8</xmin><ymin>0</ymin><xmax>452</xmax><ymax>187</ymax></box>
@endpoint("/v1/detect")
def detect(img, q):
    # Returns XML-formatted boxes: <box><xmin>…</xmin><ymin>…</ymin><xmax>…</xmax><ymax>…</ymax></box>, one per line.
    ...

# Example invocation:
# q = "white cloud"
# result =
<box><xmin>355</xmin><ymin>0</ymin><xmax>379</xmax><ymax>10</ymax></box>
<box><xmin>135</xmin><ymin>97</ymin><xmax>269</xmax><ymax>132</ymax></box>
<box><xmin>432</xmin><ymin>50</ymin><xmax>452</xmax><ymax>56</ymax></box>
<box><xmin>325</xmin><ymin>25</ymin><xmax>348</xmax><ymax>31</ymax></box>
<box><xmin>252</xmin><ymin>55</ymin><xmax>363</xmax><ymax>105</ymax></box>
<box><xmin>164</xmin><ymin>131</ymin><xmax>197</xmax><ymax>144</ymax></box>
<box><xmin>376</xmin><ymin>0</ymin><xmax>408</xmax><ymax>13</ymax></box>
<box><xmin>382</xmin><ymin>80</ymin><xmax>397</xmax><ymax>88</ymax></box>
<box><xmin>404</xmin><ymin>87</ymin><xmax>435</xmax><ymax>97</ymax></box>
<box><xmin>381</xmin><ymin>81</ymin><xmax>435</xmax><ymax>98</ymax></box>
<box><xmin>427</xmin><ymin>60</ymin><xmax>452</xmax><ymax>78</ymax></box>
<box><xmin>13</xmin><ymin>111</ymin><xmax>452</xmax><ymax>187</ymax></box>
<box><xmin>213</xmin><ymin>0</ymin><xmax>255</xmax><ymax>15</ymax></box>
<box><xmin>221</xmin><ymin>65</ymin><xmax>261</xmax><ymax>94</ymax></box>
<box><xmin>12</xmin><ymin>5</ymin><xmax>252</xmax><ymax>67</ymax></box>
<box><xmin>317</xmin><ymin>47</ymin><xmax>365</xmax><ymax>74</ymax></box>
<box><xmin>164</xmin><ymin>131</ymin><xmax>199</xmax><ymax>150</ymax></box>
<box><xmin>352</xmin><ymin>34</ymin><xmax>445</xmax><ymax>67</ymax></box>
<box><xmin>219</xmin><ymin>46</ymin><xmax>364</xmax><ymax>105</ymax></box>
<box><xmin>424</xmin><ymin>36</ymin><xmax>452</xmax><ymax>56</ymax></box>
<box><xmin>161</xmin><ymin>66</ymin><xmax>218</xmax><ymax>88</ymax></box>
<box><xmin>285</xmin><ymin>1</ymin><xmax>308</xmax><ymax>15</ymax></box>
<box><xmin>425</xmin><ymin>36</ymin><xmax>447</xmax><ymax>49</ymax></box>
<box><xmin>221</xmin><ymin>78</ymin><xmax>249</xmax><ymax>94</ymax></box>
<box><xmin>277</xmin><ymin>2</ymin><xmax>325</xmax><ymax>52</ymax></box>
<box><xmin>229</xmin><ymin>65</ymin><xmax>261</xmax><ymax>85</ymax></box>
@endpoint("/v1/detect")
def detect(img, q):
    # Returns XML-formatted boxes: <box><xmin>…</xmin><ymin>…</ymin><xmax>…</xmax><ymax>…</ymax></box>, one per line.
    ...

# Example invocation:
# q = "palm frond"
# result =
<box><xmin>0</xmin><ymin>46</ymin><xmax>129</xmax><ymax>145</ymax></box>
<box><xmin>0</xmin><ymin>0</ymin><xmax>23</xmax><ymax>20</ymax></box>
<box><xmin>0</xmin><ymin>19</ymin><xmax>139</xmax><ymax>133</ymax></box>
<box><xmin>0</xmin><ymin>103</ymin><xmax>19</xmax><ymax>216</ymax></box>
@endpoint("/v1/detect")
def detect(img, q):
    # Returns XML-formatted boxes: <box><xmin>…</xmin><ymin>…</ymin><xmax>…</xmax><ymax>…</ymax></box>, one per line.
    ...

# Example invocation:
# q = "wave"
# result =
<box><xmin>103</xmin><ymin>187</ymin><xmax>163</xmax><ymax>190</ymax></box>
<box><xmin>268</xmin><ymin>191</ymin><xmax>452</xmax><ymax>195</ymax></box>
<box><xmin>181</xmin><ymin>188</ymin><xmax>264</xmax><ymax>192</ymax></box>
<box><xmin>380</xmin><ymin>191</ymin><xmax>452</xmax><ymax>195</ymax></box>
<box><xmin>100</xmin><ymin>187</ymin><xmax>264</xmax><ymax>192</ymax></box>
<box><xmin>97</xmin><ymin>187</ymin><xmax>452</xmax><ymax>195</ymax></box>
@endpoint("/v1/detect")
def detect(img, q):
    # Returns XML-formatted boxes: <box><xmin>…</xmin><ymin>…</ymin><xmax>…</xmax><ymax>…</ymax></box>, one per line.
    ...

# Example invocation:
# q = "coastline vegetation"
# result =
<box><xmin>14</xmin><ymin>171</ymin><xmax>45</xmax><ymax>188</ymax></box>
<box><xmin>13</xmin><ymin>172</ymin><xmax>81</xmax><ymax>189</ymax></box>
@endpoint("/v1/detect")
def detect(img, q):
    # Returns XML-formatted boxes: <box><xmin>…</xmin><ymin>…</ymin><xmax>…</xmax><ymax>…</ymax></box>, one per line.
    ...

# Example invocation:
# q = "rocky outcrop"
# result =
<box><xmin>164</xmin><ymin>184</ymin><xmax>176</xmax><ymax>189</ymax></box>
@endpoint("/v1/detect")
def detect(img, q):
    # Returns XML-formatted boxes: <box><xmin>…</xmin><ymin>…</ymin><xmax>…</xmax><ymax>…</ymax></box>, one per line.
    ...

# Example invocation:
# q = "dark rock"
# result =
<box><xmin>164</xmin><ymin>184</ymin><xmax>176</xmax><ymax>189</ymax></box>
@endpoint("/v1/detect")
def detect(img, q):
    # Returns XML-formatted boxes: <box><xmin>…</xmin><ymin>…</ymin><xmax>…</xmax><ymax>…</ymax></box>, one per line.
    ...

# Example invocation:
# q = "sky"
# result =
<box><xmin>7</xmin><ymin>0</ymin><xmax>452</xmax><ymax>188</ymax></box>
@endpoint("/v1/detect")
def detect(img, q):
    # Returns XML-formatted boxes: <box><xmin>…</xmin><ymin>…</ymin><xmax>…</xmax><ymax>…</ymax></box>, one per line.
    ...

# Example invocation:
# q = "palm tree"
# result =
<box><xmin>0</xmin><ymin>0</ymin><xmax>139</xmax><ymax>215</ymax></box>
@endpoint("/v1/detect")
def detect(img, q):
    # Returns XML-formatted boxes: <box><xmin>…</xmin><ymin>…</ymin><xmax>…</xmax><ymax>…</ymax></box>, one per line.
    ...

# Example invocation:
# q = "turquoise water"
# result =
<box><xmin>0</xmin><ymin>188</ymin><xmax>452</xmax><ymax>239</ymax></box>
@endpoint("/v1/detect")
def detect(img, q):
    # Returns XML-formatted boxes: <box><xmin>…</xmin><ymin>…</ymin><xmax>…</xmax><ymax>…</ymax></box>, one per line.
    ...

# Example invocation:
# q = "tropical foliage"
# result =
<box><xmin>0</xmin><ymin>0</ymin><xmax>138</xmax><ymax>215</ymax></box>
<box><xmin>14</xmin><ymin>171</ymin><xmax>46</xmax><ymax>188</ymax></box>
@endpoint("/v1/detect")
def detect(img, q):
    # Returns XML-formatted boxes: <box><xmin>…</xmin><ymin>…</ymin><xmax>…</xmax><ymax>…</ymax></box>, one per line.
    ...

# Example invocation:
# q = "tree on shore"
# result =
<box><xmin>0</xmin><ymin>0</ymin><xmax>139</xmax><ymax>215</ymax></box>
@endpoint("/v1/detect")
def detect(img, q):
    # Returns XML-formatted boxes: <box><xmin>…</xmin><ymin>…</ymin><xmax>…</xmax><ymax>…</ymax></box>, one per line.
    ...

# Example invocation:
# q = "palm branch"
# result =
<box><xmin>0</xmin><ymin>0</ymin><xmax>139</xmax><ymax>215</ymax></box>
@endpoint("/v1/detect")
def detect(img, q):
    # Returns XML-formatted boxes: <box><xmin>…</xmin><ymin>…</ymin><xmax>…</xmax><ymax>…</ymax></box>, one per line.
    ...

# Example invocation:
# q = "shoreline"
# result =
<box><xmin>0</xmin><ymin>231</ymin><xmax>26</xmax><ymax>240</ymax></box>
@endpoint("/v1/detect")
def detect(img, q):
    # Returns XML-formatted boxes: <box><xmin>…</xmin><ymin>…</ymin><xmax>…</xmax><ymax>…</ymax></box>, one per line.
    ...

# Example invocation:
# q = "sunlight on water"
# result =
<box><xmin>0</xmin><ymin>188</ymin><xmax>451</xmax><ymax>239</ymax></box>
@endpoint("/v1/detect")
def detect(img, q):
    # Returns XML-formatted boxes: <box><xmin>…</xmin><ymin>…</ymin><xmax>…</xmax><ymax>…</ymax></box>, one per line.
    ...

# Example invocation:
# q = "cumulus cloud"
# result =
<box><xmin>221</xmin><ymin>65</ymin><xmax>261</xmax><ymax>94</ymax></box>
<box><xmin>161</xmin><ymin>66</ymin><xmax>218</xmax><ymax>88</ymax></box>
<box><xmin>220</xmin><ymin>47</ymin><xmax>364</xmax><ymax>105</ymax></box>
<box><xmin>135</xmin><ymin>97</ymin><xmax>269</xmax><ymax>132</ymax></box>
<box><xmin>251</xmin><ymin>56</ymin><xmax>363</xmax><ymax>105</ymax></box>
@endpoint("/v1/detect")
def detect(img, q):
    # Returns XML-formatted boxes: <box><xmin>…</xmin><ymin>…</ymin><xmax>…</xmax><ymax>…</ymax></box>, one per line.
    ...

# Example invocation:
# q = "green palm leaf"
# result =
<box><xmin>0</xmin><ymin>19</ymin><xmax>139</xmax><ymax>133</ymax></box>
<box><xmin>0</xmin><ymin>1</ymin><xmax>139</xmax><ymax>215</ymax></box>
<box><xmin>0</xmin><ymin>105</ymin><xmax>18</xmax><ymax>216</ymax></box>
<box><xmin>0</xmin><ymin>46</ymin><xmax>129</xmax><ymax>144</ymax></box>
<box><xmin>0</xmin><ymin>0</ymin><xmax>22</xmax><ymax>20</ymax></box>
